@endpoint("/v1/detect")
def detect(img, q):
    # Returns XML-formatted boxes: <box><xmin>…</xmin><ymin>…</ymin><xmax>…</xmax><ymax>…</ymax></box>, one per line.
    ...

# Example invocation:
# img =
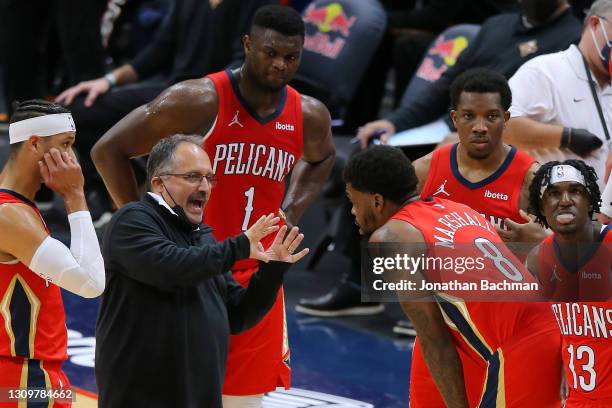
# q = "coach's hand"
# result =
<box><xmin>560</xmin><ymin>127</ymin><xmax>603</xmax><ymax>157</ymax></box>
<box><xmin>55</xmin><ymin>77</ymin><xmax>111</xmax><ymax>107</ymax></box>
<box><xmin>245</xmin><ymin>214</ymin><xmax>280</xmax><ymax>262</ymax></box>
<box><xmin>266</xmin><ymin>225</ymin><xmax>309</xmax><ymax>263</ymax></box>
<box><xmin>356</xmin><ymin>120</ymin><xmax>396</xmax><ymax>149</ymax></box>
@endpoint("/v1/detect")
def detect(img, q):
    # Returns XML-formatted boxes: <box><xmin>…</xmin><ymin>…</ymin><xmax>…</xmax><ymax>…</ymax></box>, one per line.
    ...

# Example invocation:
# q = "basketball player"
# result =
<box><xmin>526</xmin><ymin>160</ymin><xmax>612</xmax><ymax>406</ymax></box>
<box><xmin>344</xmin><ymin>146</ymin><xmax>562</xmax><ymax>407</ymax></box>
<box><xmin>0</xmin><ymin>100</ymin><xmax>105</xmax><ymax>406</ymax></box>
<box><xmin>413</xmin><ymin>68</ymin><xmax>544</xmax><ymax>242</ymax></box>
<box><xmin>90</xmin><ymin>6</ymin><xmax>334</xmax><ymax>407</ymax></box>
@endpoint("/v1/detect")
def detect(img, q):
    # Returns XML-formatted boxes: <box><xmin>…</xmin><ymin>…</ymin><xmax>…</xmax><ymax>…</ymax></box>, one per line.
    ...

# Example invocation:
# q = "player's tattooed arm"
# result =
<box><xmin>281</xmin><ymin>95</ymin><xmax>335</xmax><ymax>226</ymax></box>
<box><xmin>92</xmin><ymin>78</ymin><xmax>218</xmax><ymax>207</ymax></box>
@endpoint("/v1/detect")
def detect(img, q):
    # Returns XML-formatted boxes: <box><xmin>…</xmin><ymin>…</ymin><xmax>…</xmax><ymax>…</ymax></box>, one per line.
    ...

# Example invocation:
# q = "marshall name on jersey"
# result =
<box><xmin>211</xmin><ymin>142</ymin><xmax>296</xmax><ymax>181</ymax></box>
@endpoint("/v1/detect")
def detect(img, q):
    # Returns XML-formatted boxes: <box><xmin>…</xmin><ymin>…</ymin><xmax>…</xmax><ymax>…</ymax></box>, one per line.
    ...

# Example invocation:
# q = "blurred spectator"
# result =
<box><xmin>0</xmin><ymin>0</ymin><xmax>107</xmax><ymax>116</ymax></box>
<box><xmin>505</xmin><ymin>0</ymin><xmax>612</xmax><ymax>190</ymax></box>
<box><xmin>341</xmin><ymin>0</ymin><xmax>517</xmax><ymax>133</ymax></box>
<box><xmin>55</xmin><ymin>0</ymin><xmax>275</xmax><ymax>222</ymax></box>
<box><xmin>356</xmin><ymin>0</ymin><xmax>581</xmax><ymax>148</ymax></box>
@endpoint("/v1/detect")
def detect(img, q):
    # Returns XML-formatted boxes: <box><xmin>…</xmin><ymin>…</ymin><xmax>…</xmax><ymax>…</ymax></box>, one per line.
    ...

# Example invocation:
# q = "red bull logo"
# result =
<box><xmin>302</xmin><ymin>2</ymin><xmax>357</xmax><ymax>59</ymax></box>
<box><xmin>303</xmin><ymin>2</ymin><xmax>356</xmax><ymax>37</ymax></box>
<box><xmin>417</xmin><ymin>35</ymin><xmax>469</xmax><ymax>82</ymax></box>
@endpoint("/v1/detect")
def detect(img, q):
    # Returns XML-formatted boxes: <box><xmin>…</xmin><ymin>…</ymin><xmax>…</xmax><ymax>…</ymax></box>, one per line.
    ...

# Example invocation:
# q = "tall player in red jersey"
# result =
<box><xmin>526</xmin><ymin>160</ymin><xmax>612</xmax><ymax>407</ymax></box>
<box><xmin>91</xmin><ymin>5</ymin><xmax>334</xmax><ymax>407</ymax></box>
<box><xmin>344</xmin><ymin>146</ymin><xmax>562</xmax><ymax>408</ymax></box>
<box><xmin>413</xmin><ymin>68</ymin><xmax>544</xmax><ymax>240</ymax></box>
<box><xmin>0</xmin><ymin>100</ymin><xmax>105</xmax><ymax>407</ymax></box>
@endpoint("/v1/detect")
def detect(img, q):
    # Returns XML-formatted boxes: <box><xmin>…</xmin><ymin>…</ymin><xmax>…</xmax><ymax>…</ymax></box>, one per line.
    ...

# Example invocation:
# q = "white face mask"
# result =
<box><xmin>591</xmin><ymin>17</ymin><xmax>612</xmax><ymax>60</ymax></box>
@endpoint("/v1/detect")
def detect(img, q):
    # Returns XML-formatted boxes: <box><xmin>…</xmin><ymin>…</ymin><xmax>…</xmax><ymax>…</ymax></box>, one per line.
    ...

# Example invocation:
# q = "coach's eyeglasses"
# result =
<box><xmin>159</xmin><ymin>172</ymin><xmax>218</xmax><ymax>187</ymax></box>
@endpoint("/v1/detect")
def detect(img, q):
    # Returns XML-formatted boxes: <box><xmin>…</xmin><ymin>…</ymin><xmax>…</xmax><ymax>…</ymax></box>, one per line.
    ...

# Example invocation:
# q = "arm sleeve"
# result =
<box><xmin>225</xmin><ymin>261</ymin><xmax>289</xmax><ymax>334</ymax></box>
<box><xmin>508</xmin><ymin>65</ymin><xmax>556</xmax><ymax>121</ymax></box>
<box><xmin>29</xmin><ymin>211</ymin><xmax>105</xmax><ymax>298</ymax></box>
<box><xmin>129</xmin><ymin>1</ymin><xmax>178</xmax><ymax>79</ymax></box>
<box><xmin>106</xmin><ymin>208</ymin><xmax>250</xmax><ymax>288</ymax></box>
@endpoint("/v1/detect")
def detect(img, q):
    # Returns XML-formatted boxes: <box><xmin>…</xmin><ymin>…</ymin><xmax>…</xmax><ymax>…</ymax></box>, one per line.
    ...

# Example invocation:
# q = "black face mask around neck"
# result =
<box><xmin>161</xmin><ymin>182</ymin><xmax>200</xmax><ymax>230</ymax></box>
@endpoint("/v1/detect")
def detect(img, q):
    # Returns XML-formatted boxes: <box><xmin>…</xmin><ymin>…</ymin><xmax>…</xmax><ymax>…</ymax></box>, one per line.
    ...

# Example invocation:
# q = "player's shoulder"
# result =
<box><xmin>157</xmin><ymin>77</ymin><xmax>218</xmax><ymax>110</ymax></box>
<box><xmin>0</xmin><ymin>202</ymin><xmax>44</xmax><ymax>233</ymax></box>
<box><xmin>300</xmin><ymin>94</ymin><xmax>330</xmax><ymax>121</ymax></box>
<box><xmin>370</xmin><ymin>218</ymin><xmax>423</xmax><ymax>244</ymax></box>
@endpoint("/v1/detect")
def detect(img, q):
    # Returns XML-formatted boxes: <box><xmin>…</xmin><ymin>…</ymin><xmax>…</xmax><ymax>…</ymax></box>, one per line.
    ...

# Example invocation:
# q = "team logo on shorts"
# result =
<box><xmin>264</xmin><ymin>388</ymin><xmax>373</xmax><ymax>407</ymax></box>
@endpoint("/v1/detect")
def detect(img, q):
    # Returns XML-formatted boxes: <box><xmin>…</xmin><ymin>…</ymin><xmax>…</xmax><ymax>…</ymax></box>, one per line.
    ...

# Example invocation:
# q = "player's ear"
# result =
<box><xmin>373</xmin><ymin>193</ymin><xmax>384</xmax><ymax>211</ymax></box>
<box><xmin>243</xmin><ymin>34</ymin><xmax>251</xmax><ymax>54</ymax></box>
<box><xmin>450</xmin><ymin>110</ymin><xmax>458</xmax><ymax>127</ymax></box>
<box><xmin>26</xmin><ymin>135</ymin><xmax>43</xmax><ymax>156</ymax></box>
<box><xmin>503</xmin><ymin>111</ymin><xmax>510</xmax><ymax>124</ymax></box>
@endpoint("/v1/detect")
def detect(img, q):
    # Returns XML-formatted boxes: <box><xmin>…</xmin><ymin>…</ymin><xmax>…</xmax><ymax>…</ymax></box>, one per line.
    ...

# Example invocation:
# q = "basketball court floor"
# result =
<box><xmin>0</xmin><ymin>128</ymin><xmax>414</xmax><ymax>407</ymax></box>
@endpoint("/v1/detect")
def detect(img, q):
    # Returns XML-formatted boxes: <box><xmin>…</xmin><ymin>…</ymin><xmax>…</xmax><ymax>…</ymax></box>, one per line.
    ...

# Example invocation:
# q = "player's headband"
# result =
<box><xmin>540</xmin><ymin>164</ymin><xmax>586</xmax><ymax>196</ymax></box>
<box><xmin>8</xmin><ymin>113</ymin><xmax>76</xmax><ymax>144</ymax></box>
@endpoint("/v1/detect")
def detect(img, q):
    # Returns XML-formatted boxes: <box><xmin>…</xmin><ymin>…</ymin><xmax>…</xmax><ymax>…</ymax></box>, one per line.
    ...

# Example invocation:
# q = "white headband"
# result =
<box><xmin>541</xmin><ymin>164</ymin><xmax>586</xmax><ymax>195</ymax></box>
<box><xmin>8</xmin><ymin>113</ymin><xmax>76</xmax><ymax>144</ymax></box>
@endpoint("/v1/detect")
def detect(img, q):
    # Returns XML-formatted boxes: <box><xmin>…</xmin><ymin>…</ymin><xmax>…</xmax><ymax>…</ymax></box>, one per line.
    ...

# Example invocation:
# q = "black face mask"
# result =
<box><xmin>162</xmin><ymin>182</ymin><xmax>200</xmax><ymax>230</ymax></box>
<box><xmin>519</xmin><ymin>0</ymin><xmax>559</xmax><ymax>25</ymax></box>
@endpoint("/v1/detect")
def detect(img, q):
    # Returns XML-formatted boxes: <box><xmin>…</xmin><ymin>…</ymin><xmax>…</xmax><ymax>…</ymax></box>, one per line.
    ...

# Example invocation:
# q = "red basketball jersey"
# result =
<box><xmin>0</xmin><ymin>190</ymin><xmax>67</xmax><ymax>362</ymax></box>
<box><xmin>392</xmin><ymin>197</ymin><xmax>560</xmax><ymax>406</ymax></box>
<box><xmin>539</xmin><ymin>226</ymin><xmax>612</xmax><ymax>407</ymax></box>
<box><xmin>537</xmin><ymin>225</ymin><xmax>612</xmax><ymax>302</ymax></box>
<box><xmin>204</xmin><ymin>70</ymin><xmax>303</xmax><ymax>270</ymax></box>
<box><xmin>420</xmin><ymin>144</ymin><xmax>535</xmax><ymax>229</ymax></box>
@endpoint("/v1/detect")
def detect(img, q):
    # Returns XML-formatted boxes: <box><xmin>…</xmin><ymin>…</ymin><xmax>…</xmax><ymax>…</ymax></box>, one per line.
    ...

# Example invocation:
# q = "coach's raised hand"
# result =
<box><xmin>244</xmin><ymin>214</ymin><xmax>280</xmax><ymax>262</ymax></box>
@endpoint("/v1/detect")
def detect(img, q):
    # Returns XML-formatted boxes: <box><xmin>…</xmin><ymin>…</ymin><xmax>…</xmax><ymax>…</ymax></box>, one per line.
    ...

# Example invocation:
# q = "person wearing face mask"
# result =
<box><xmin>356</xmin><ymin>0</ymin><xmax>581</xmax><ymax>150</ymax></box>
<box><xmin>300</xmin><ymin>1</ymin><xmax>581</xmax><ymax>322</ymax></box>
<box><xmin>0</xmin><ymin>100</ymin><xmax>105</xmax><ymax>407</ymax></box>
<box><xmin>94</xmin><ymin>135</ymin><xmax>309</xmax><ymax>408</ymax></box>
<box><xmin>507</xmin><ymin>0</ymin><xmax>612</xmax><ymax>193</ymax></box>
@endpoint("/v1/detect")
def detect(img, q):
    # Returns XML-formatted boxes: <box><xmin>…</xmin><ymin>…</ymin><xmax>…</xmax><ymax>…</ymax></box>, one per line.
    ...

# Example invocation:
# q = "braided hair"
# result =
<box><xmin>528</xmin><ymin>159</ymin><xmax>601</xmax><ymax>228</ymax></box>
<box><xmin>8</xmin><ymin>99</ymin><xmax>70</xmax><ymax>159</ymax></box>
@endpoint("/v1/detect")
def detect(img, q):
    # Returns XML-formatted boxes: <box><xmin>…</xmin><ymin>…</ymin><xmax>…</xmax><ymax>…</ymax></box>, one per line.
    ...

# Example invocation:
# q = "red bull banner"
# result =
<box><xmin>416</xmin><ymin>35</ymin><xmax>469</xmax><ymax>82</ymax></box>
<box><xmin>302</xmin><ymin>2</ymin><xmax>357</xmax><ymax>59</ymax></box>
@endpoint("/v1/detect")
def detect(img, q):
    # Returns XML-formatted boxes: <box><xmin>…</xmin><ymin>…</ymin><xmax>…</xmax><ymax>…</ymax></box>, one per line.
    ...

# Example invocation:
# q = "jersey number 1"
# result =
<box><xmin>242</xmin><ymin>187</ymin><xmax>255</xmax><ymax>231</ymax></box>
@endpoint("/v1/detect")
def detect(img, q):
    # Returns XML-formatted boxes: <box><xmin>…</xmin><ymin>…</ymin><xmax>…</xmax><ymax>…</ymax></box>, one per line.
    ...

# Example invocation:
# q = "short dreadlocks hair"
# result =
<box><xmin>528</xmin><ymin>159</ymin><xmax>601</xmax><ymax>228</ymax></box>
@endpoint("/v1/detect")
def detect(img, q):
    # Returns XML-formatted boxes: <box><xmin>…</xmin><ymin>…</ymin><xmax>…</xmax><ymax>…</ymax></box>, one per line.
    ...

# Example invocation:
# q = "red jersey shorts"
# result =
<box><xmin>223</xmin><ymin>267</ymin><xmax>290</xmax><ymax>395</ymax></box>
<box><xmin>0</xmin><ymin>356</ymin><xmax>71</xmax><ymax>408</ymax></box>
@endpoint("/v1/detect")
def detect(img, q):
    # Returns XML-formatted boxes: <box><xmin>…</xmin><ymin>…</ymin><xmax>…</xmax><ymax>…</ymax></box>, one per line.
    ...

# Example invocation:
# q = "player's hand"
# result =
<box><xmin>356</xmin><ymin>120</ymin><xmax>396</xmax><ymax>149</ymax></box>
<box><xmin>244</xmin><ymin>213</ymin><xmax>280</xmax><ymax>262</ymax></box>
<box><xmin>55</xmin><ymin>77</ymin><xmax>111</xmax><ymax>107</ymax></box>
<box><xmin>38</xmin><ymin>148</ymin><xmax>85</xmax><ymax>198</ymax></box>
<box><xmin>496</xmin><ymin>210</ymin><xmax>548</xmax><ymax>243</ymax></box>
<box><xmin>561</xmin><ymin>127</ymin><xmax>603</xmax><ymax>157</ymax></box>
<box><xmin>265</xmin><ymin>225</ymin><xmax>309</xmax><ymax>263</ymax></box>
